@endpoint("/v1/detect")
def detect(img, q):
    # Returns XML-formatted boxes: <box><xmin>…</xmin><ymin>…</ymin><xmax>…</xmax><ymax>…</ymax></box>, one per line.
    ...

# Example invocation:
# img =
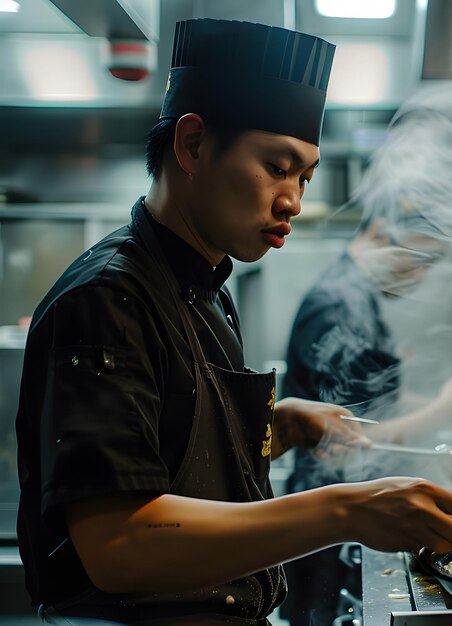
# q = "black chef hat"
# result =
<box><xmin>160</xmin><ymin>19</ymin><xmax>335</xmax><ymax>146</ymax></box>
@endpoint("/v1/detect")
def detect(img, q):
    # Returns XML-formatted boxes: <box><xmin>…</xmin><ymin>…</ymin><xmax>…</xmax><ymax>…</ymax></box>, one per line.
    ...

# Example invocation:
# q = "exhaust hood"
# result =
<box><xmin>0</xmin><ymin>0</ymin><xmax>160</xmax><ymax>108</ymax></box>
<box><xmin>422</xmin><ymin>0</ymin><xmax>452</xmax><ymax>79</ymax></box>
<box><xmin>0</xmin><ymin>0</ymin><xmax>449</xmax><ymax>111</ymax></box>
<box><xmin>47</xmin><ymin>0</ymin><xmax>157</xmax><ymax>40</ymax></box>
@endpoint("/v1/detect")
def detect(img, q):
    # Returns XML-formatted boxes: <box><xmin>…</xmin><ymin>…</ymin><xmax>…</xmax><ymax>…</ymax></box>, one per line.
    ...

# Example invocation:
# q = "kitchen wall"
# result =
<box><xmin>0</xmin><ymin>0</ymin><xmax>430</xmax><ymax>209</ymax></box>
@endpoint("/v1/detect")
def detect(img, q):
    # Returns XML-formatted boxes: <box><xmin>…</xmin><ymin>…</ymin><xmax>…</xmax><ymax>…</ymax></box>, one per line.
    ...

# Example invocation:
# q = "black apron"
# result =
<box><xmin>44</xmin><ymin>202</ymin><xmax>286</xmax><ymax>625</ymax></box>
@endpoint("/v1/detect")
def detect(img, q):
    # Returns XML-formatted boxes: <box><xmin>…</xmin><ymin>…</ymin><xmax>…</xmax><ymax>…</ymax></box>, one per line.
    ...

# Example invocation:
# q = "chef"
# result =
<box><xmin>16</xmin><ymin>18</ymin><xmax>452</xmax><ymax>626</ymax></box>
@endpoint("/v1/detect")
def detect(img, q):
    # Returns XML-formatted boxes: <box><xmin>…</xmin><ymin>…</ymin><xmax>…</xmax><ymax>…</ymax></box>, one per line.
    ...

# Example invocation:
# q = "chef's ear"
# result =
<box><xmin>173</xmin><ymin>113</ymin><xmax>206</xmax><ymax>176</ymax></box>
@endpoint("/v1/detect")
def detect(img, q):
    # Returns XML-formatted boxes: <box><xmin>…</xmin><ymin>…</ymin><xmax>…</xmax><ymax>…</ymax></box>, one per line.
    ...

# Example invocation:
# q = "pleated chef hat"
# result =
<box><xmin>160</xmin><ymin>19</ymin><xmax>336</xmax><ymax>146</ymax></box>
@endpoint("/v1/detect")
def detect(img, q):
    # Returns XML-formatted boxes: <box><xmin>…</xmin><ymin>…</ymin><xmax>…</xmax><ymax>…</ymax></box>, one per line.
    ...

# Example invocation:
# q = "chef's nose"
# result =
<box><xmin>273</xmin><ymin>188</ymin><xmax>302</xmax><ymax>219</ymax></box>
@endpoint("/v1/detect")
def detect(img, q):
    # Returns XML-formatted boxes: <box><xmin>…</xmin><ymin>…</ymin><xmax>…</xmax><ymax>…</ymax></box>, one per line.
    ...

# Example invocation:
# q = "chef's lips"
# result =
<box><xmin>261</xmin><ymin>223</ymin><xmax>291</xmax><ymax>248</ymax></box>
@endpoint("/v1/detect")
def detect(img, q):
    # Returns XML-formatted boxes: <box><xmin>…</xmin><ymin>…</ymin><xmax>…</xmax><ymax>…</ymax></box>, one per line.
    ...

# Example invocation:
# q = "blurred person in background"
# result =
<box><xmin>281</xmin><ymin>84</ymin><xmax>452</xmax><ymax>626</ymax></box>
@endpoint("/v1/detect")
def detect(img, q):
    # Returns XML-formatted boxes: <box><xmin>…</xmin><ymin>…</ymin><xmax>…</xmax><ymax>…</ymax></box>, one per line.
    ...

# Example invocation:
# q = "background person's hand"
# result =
<box><xmin>436</xmin><ymin>376</ymin><xmax>452</xmax><ymax>411</ymax></box>
<box><xmin>271</xmin><ymin>397</ymin><xmax>370</xmax><ymax>460</ymax></box>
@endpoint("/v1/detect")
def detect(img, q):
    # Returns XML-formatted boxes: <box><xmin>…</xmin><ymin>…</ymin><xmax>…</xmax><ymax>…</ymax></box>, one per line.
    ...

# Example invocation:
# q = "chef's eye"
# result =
<box><xmin>269</xmin><ymin>164</ymin><xmax>286</xmax><ymax>178</ymax></box>
<box><xmin>299</xmin><ymin>177</ymin><xmax>310</xmax><ymax>188</ymax></box>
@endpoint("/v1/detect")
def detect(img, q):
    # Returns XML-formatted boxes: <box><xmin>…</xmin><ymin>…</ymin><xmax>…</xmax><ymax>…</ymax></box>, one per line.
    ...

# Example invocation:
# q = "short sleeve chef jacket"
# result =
<box><xmin>16</xmin><ymin>197</ymin><xmax>244</xmax><ymax>606</ymax></box>
<box><xmin>283</xmin><ymin>251</ymin><xmax>400</xmax><ymax>408</ymax></box>
<box><xmin>282</xmin><ymin>251</ymin><xmax>400</xmax><ymax>496</ymax></box>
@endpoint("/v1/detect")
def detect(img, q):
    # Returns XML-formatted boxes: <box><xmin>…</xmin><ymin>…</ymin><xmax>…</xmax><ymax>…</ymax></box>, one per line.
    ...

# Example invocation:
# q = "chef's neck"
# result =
<box><xmin>143</xmin><ymin>164</ymin><xmax>225</xmax><ymax>268</ymax></box>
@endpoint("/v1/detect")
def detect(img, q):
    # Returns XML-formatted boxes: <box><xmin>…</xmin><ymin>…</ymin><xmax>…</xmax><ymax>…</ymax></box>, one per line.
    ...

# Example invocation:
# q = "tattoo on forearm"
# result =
<box><xmin>147</xmin><ymin>522</ymin><xmax>181</xmax><ymax>529</ymax></box>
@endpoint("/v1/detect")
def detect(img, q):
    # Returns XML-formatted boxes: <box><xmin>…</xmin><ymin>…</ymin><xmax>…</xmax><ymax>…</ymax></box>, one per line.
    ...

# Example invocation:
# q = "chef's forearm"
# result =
<box><xmin>67</xmin><ymin>476</ymin><xmax>452</xmax><ymax>596</ymax></box>
<box><xmin>66</xmin><ymin>487</ymin><xmax>348</xmax><ymax>595</ymax></box>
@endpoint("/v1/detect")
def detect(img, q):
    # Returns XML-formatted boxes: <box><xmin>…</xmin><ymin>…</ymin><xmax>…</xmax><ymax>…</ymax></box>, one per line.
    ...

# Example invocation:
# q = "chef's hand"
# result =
<box><xmin>271</xmin><ymin>396</ymin><xmax>371</xmax><ymax>460</ymax></box>
<box><xmin>346</xmin><ymin>476</ymin><xmax>452</xmax><ymax>554</ymax></box>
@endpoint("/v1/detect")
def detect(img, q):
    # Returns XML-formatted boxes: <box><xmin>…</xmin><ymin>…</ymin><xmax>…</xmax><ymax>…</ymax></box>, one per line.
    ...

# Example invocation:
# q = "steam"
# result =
<box><xmin>355</xmin><ymin>88</ymin><xmax>452</xmax><ymax>241</ymax></box>
<box><xmin>304</xmin><ymin>85</ymin><xmax>452</xmax><ymax>489</ymax></box>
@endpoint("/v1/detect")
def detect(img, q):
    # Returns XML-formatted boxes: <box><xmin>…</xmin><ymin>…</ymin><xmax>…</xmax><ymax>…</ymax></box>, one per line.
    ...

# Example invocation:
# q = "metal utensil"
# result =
<box><xmin>340</xmin><ymin>414</ymin><xmax>380</xmax><ymax>425</ymax></box>
<box><xmin>366</xmin><ymin>442</ymin><xmax>452</xmax><ymax>456</ymax></box>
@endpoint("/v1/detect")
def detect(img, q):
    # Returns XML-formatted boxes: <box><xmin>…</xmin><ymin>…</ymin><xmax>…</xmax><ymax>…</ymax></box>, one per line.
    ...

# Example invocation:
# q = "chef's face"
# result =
<box><xmin>186</xmin><ymin>127</ymin><xmax>319</xmax><ymax>265</ymax></box>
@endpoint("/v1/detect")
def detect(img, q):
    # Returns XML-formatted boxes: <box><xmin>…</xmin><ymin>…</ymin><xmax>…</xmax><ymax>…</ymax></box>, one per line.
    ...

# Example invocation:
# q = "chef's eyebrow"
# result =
<box><xmin>269</xmin><ymin>147</ymin><xmax>320</xmax><ymax>170</ymax></box>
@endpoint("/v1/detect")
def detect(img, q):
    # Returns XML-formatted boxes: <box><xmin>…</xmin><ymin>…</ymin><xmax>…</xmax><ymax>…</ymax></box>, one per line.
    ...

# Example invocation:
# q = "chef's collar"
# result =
<box><xmin>140</xmin><ymin>199</ymin><xmax>233</xmax><ymax>302</ymax></box>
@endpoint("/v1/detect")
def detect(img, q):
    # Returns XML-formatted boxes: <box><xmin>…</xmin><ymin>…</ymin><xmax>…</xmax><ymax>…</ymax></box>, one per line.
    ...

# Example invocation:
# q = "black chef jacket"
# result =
<box><xmin>16</xmin><ymin>197</ymin><xmax>244</xmax><ymax>606</ymax></box>
<box><xmin>283</xmin><ymin>251</ymin><xmax>400</xmax><ymax>409</ymax></box>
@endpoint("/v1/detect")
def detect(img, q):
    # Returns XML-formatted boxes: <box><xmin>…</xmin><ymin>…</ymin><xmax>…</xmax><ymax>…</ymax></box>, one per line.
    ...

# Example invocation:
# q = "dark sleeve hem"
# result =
<box><xmin>42</xmin><ymin>475</ymin><xmax>170</xmax><ymax>514</ymax></box>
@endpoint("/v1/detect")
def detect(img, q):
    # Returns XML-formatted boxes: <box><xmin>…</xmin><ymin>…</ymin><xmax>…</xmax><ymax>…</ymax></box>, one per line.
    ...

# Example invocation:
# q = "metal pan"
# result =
<box><xmin>417</xmin><ymin>547</ymin><xmax>452</xmax><ymax>595</ymax></box>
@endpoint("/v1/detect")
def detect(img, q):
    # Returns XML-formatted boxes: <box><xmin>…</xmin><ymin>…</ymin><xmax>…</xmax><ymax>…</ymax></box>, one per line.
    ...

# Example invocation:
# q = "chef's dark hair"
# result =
<box><xmin>146</xmin><ymin>119</ymin><xmax>175</xmax><ymax>179</ymax></box>
<box><xmin>145</xmin><ymin>118</ymin><xmax>244</xmax><ymax>180</ymax></box>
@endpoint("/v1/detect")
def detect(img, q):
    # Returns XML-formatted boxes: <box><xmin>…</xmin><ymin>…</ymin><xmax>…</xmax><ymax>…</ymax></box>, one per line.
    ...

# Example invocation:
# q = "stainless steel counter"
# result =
<box><xmin>361</xmin><ymin>547</ymin><xmax>452</xmax><ymax>625</ymax></box>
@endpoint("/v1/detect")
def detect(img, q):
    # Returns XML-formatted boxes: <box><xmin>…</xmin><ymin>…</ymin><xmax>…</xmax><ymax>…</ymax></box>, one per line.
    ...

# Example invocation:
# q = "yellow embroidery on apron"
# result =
<box><xmin>261</xmin><ymin>423</ymin><xmax>272</xmax><ymax>457</ymax></box>
<box><xmin>267</xmin><ymin>386</ymin><xmax>275</xmax><ymax>411</ymax></box>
